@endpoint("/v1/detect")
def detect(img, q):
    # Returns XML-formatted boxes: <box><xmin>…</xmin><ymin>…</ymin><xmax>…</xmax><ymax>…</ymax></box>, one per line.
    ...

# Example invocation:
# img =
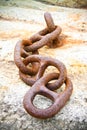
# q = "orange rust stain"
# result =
<box><xmin>68</xmin><ymin>13</ymin><xmax>81</xmax><ymax>21</ymax></box>
<box><xmin>71</xmin><ymin>60</ymin><xmax>87</xmax><ymax>67</ymax></box>
<box><xmin>0</xmin><ymin>86</ymin><xmax>8</xmax><ymax>91</ymax></box>
<box><xmin>59</xmin><ymin>36</ymin><xmax>83</xmax><ymax>49</ymax></box>
<box><xmin>47</xmin><ymin>7</ymin><xmax>59</xmax><ymax>12</ymax></box>
<box><xmin>66</xmin><ymin>39</ymin><xmax>83</xmax><ymax>44</ymax></box>
<box><xmin>68</xmin><ymin>59</ymin><xmax>87</xmax><ymax>76</ymax></box>
<box><xmin>69</xmin><ymin>60</ymin><xmax>87</xmax><ymax>75</ymax></box>
<box><xmin>0</xmin><ymin>30</ymin><xmax>32</xmax><ymax>39</ymax></box>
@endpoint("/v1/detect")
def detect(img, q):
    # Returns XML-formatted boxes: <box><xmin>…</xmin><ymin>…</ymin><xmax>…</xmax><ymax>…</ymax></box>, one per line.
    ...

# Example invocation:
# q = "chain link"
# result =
<box><xmin>14</xmin><ymin>12</ymin><xmax>73</xmax><ymax>119</ymax></box>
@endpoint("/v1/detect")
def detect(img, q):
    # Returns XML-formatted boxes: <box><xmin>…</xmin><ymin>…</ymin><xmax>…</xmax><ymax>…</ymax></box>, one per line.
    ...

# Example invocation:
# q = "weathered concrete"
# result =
<box><xmin>0</xmin><ymin>2</ymin><xmax>87</xmax><ymax>130</ymax></box>
<box><xmin>0</xmin><ymin>0</ymin><xmax>87</xmax><ymax>8</ymax></box>
<box><xmin>0</xmin><ymin>0</ymin><xmax>87</xmax><ymax>9</ymax></box>
<box><xmin>37</xmin><ymin>0</ymin><xmax>87</xmax><ymax>8</ymax></box>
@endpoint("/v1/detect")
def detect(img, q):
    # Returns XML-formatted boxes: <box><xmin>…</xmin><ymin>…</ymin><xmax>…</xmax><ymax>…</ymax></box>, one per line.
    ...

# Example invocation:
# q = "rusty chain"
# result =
<box><xmin>14</xmin><ymin>12</ymin><xmax>73</xmax><ymax>119</ymax></box>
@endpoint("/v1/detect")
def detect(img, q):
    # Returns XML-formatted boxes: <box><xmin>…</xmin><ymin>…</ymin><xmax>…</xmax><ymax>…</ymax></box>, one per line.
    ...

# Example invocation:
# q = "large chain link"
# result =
<box><xmin>14</xmin><ymin>12</ymin><xmax>73</xmax><ymax>119</ymax></box>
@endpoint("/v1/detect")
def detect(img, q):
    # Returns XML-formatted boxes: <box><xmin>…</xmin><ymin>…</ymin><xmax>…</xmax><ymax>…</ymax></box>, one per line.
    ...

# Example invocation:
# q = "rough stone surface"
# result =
<box><xmin>0</xmin><ymin>0</ymin><xmax>87</xmax><ymax>8</ymax></box>
<box><xmin>0</xmin><ymin>2</ymin><xmax>87</xmax><ymax>130</ymax></box>
<box><xmin>37</xmin><ymin>0</ymin><xmax>87</xmax><ymax>8</ymax></box>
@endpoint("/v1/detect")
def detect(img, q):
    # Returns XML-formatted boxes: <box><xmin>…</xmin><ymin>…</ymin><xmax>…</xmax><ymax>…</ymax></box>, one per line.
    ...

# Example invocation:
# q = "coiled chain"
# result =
<box><xmin>14</xmin><ymin>12</ymin><xmax>73</xmax><ymax>119</ymax></box>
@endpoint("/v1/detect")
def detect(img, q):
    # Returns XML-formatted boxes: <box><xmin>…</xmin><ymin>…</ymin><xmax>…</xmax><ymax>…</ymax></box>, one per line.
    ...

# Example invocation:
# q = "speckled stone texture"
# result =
<box><xmin>0</xmin><ymin>1</ymin><xmax>87</xmax><ymax>130</ymax></box>
<box><xmin>36</xmin><ymin>0</ymin><xmax>87</xmax><ymax>8</ymax></box>
<box><xmin>0</xmin><ymin>0</ymin><xmax>87</xmax><ymax>8</ymax></box>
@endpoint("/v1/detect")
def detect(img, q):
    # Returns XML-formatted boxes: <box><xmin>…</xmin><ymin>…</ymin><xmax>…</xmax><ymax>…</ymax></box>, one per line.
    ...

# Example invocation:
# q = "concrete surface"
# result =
<box><xmin>0</xmin><ymin>2</ymin><xmax>87</xmax><ymax>130</ymax></box>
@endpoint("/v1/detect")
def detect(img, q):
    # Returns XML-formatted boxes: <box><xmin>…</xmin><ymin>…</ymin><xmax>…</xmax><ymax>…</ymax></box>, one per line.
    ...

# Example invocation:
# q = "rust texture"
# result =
<box><xmin>14</xmin><ymin>12</ymin><xmax>73</xmax><ymax>119</ymax></box>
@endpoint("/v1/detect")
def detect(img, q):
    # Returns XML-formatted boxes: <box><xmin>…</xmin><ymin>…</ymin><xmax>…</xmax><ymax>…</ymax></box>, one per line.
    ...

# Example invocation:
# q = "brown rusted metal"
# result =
<box><xmin>14</xmin><ymin>12</ymin><xmax>73</xmax><ymax>119</ymax></box>
<box><xmin>24</xmin><ymin>26</ymin><xmax>61</xmax><ymax>52</ymax></box>
<box><xmin>14</xmin><ymin>39</ymin><xmax>39</xmax><ymax>75</ymax></box>
<box><xmin>44</xmin><ymin>12</ymin><xmax>56</xmax><ymax>32</ymax></box>
<box><xmin>44</xmin><ymin>12</ymin><xmax>62</xmax><ymax>48</ymax></box>
<box><xmin>19</xmin><ymin>55</ymin><xmax>67</xmax><ymax>90</ymax></box>
<box><xmin>23</xmin><ymin>73</ymin><xmax>73</xmax><ymax>119</ymax></box>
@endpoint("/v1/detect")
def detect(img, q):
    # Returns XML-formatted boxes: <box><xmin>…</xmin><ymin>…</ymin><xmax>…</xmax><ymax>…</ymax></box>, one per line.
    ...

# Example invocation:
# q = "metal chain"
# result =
<box><xmin>14</xmin><ymin>12</ymin><xmax>73</xmax><ymax>119</ymax></box>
